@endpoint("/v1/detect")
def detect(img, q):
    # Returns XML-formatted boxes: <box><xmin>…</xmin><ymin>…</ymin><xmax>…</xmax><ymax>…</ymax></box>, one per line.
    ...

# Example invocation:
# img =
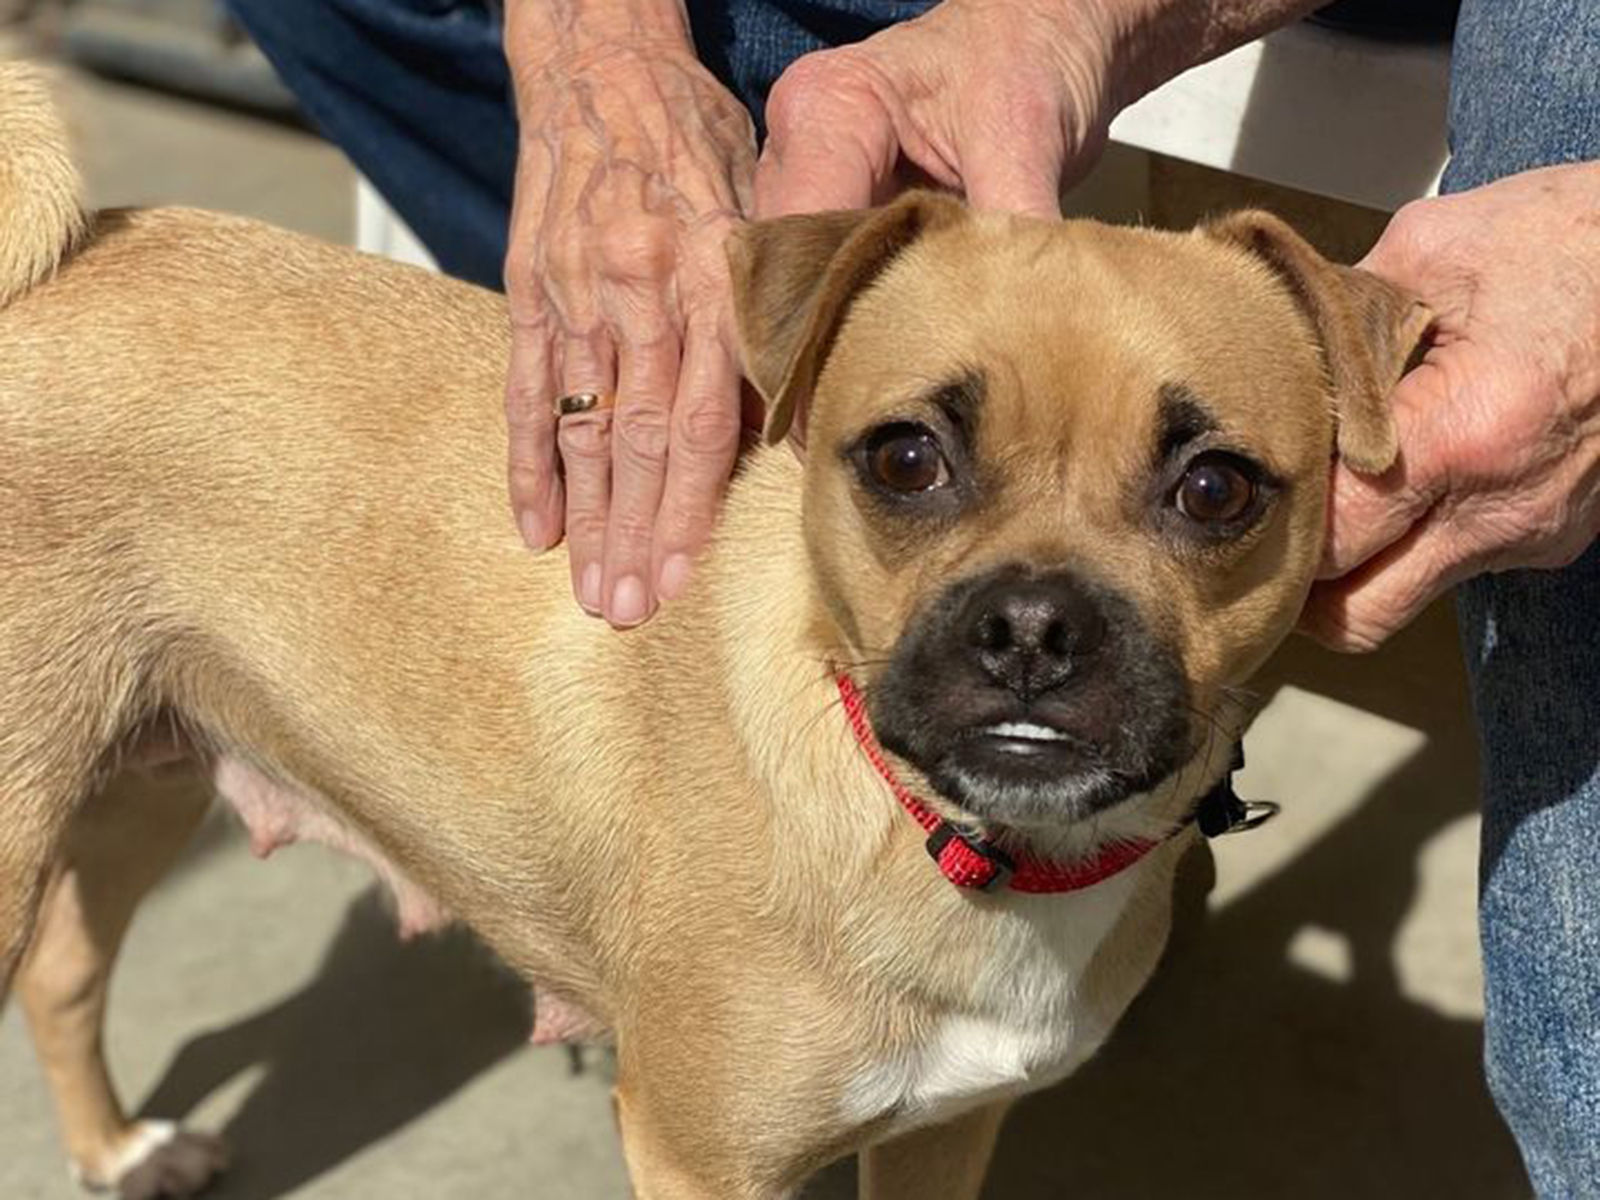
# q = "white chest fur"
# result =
<box><xmin>841</xmin><ymin>866</ymin><xmax>1145</xmax><ymax>1136</ymax></box>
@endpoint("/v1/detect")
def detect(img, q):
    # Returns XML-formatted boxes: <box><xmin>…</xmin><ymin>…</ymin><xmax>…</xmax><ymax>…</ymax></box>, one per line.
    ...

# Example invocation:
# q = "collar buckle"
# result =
<box><xmin>926</xmin><ymin>821</ymin><xmax>1017</xmax><ymax>892</ymax></box>
<box><xmin>1195</xmin><ymin>747</ymin><xmax>1281</xmax><ymax>838</ymax></box>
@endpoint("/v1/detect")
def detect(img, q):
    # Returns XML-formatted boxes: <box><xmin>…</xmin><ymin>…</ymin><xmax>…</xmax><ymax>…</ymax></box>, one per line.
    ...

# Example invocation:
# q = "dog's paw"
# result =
<box><xmin>75</xmin><ymin>1120</ymin><xmax>230</xmax><ymax>1199</ymax></box>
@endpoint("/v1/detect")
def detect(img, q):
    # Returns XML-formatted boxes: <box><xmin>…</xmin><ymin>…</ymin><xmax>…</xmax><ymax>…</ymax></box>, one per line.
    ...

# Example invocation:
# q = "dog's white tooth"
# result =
<box><xmin>987</xmin><ymin>721</ymin><xmax>1065</xmax><ymax>741</ymax></box>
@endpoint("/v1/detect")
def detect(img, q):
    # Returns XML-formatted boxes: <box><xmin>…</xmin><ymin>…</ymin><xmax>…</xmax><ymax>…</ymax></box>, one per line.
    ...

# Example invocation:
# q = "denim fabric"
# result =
<box><xmin>222</xmin><ymin>0</ymin><xmax>517</xmax><ymax>287</ymax></box>
<box><xmin>1444</xmin><ymin>0</ymin><xmax>1600</xmax><ymax>191</ymax></box>
<box><xmin>1457</xmin><ymin>549</ymin><xmax>1600</xmax><ymax>1199</ymax></box>
<box><xmin>1445</xmin><ymin>5</ymin><xmax>1600</xmax><ymax>1196</ymax></box>
<box><xmin>222</xmin><ymin>0</ymin><xmax>934</xmax><ymax>287</ymax></box>
<box><xmin>686</xmin><ymin>0</ymin><xmax>934</xmax><ymax>137</ymax></box>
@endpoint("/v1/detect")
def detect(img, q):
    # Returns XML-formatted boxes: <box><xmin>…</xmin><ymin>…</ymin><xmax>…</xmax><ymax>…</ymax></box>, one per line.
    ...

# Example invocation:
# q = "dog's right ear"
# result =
<box><xmin>727</xmin><ymin>191</ymin><xmax>966</xmax><ymax>446</ymax></box>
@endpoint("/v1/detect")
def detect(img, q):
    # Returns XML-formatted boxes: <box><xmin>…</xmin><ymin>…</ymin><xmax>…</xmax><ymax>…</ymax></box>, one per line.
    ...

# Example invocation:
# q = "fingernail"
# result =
<box><xmin>518</xmin><ymin>510</ymin><xmax>551</xmax><ymax>550</ymax></box>
<box><xmin>658</xmin><ymin>554</ymin><xmax>693</xmax><ymax>602</ymax></box>
<box><xmin>609</xmin><ymin>575</ymin><xmax>650</xmax><ymax>628</ymax></box>
<box><xmin>578</xmin><ymin>563</ymin><xmax>603</xmax><ymax>615</ymax></box>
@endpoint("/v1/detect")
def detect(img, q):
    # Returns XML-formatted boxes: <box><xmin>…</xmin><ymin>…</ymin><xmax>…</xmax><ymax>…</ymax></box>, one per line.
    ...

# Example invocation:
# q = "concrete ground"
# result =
<box><xmin>0</xmin><ymin>44</ymin><xmax>1530</xmax><ymax>1200</ymax></box>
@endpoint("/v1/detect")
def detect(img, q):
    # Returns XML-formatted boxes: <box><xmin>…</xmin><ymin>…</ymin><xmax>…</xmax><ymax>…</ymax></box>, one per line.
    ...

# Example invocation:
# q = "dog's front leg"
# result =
<box><xmin>18</xmin><ymin>769</ymin><xmax>227</xmax><ymax>1199</ymax></box>
<box><xmin>614</xmin><ymin>1083</ymin><xmax>751</xmax><ymax>1200</ymax></box>
<box><xmin>613</xmin><ymin>1078</ymin><xmax>803</xmax><ymax>1200</ymax></box>
<box><xmin>857</xmin><ymin>1101</ymin><xmax>1010</xmax><ymax>1200</ymax></box>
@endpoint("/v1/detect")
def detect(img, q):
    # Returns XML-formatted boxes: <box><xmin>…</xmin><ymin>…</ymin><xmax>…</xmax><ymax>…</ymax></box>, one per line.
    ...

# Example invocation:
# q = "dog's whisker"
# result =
<box><xmin>794</xmin><ymin>693</ymin><xmax>847</xmax><ymax>742</ymax></box>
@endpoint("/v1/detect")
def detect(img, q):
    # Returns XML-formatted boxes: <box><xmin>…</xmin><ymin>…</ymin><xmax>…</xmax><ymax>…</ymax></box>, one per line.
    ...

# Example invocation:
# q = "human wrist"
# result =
<box><xmin>504</xmin><ymin>0</ymin><xmax>696</xmax><ymax>93</ymax></box>
<box><xmin>1102</xmin><ymin>0</ymin><xmax>1323</xmax><ymax>110</ymax></box>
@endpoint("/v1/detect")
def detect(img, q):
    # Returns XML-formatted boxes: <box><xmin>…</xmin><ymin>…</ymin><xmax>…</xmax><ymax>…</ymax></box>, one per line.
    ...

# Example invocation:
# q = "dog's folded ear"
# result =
<box><xmin>727</xmin><ymin>191</ymin><xmax>966</xmax><ymax>445</ymax></box>
<box><xmin>1202</xmin><ymin>210</ymin><xmax>1434</xmax><ymax>475</ymax></box>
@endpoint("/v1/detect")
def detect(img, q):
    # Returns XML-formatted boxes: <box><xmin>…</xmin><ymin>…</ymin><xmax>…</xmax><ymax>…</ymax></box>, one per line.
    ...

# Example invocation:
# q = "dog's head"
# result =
<box><xmin>728</xmin><ymin>193</ymin><xmax>1429</xmax><ymax>834</ymax></box>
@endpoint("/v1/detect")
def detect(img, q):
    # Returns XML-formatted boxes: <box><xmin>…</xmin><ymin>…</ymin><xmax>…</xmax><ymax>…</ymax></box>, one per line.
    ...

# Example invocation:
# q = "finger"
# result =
<box><xmin>1355</xmin><ymin>202</ymin><xmax>1428</xmax><ymax>288</ymax></box>
<box><xmin>959</xmin><ymin>119</ymin><xmax>1065</xmax><ymax>219</ymax></box>
<box><xmin>505</xmin><ymin>324</ymin><xmax>564</xmax><ymax>549</ymax></box>
<box><xmin>1300</xmin><ymin>515</ymin><xmax>1477</xmax><ymax>653</ymax></box>
<box><xmin>652</xmin><ymin>319</ymin><xmax>744</xmax><ymax>602</ymax></box>
<box><xmin>557</xmin><ymin>410</ymin><xmax>613</xmax><ymax>615</ymax></box>
<box><xmin>503</xmin><ymin>158</ymin><xmax>564</xmax><ymax>550</ymax></box>
<box><xmin>557</xmin><ymin>332</ymin><xmax>618</xmax><ymax>615</ymax></box>
<box><xmin>1318</xmin><ymin>364</ymin><xmax>1447</xmax><ymax>579</ymax></box>
<box><xmin>755</xmin><ymin>57</ymin><xmax>898</xmax><ymax>217</ymax></box>
<box><xmin>755</xmin><ymin>131</ymin><xmax>883</xmax><ymax>217</ymax></box>
<box><xmin>601</xmin><ymin>333</ymin><xmax>681</xmax><ymax>628</ymax></box>
<box><xmin>1318</xmin><ymin>461</ymin><xmax>1429</xmax><ymax>581</ymax></box>
<box><xmin>1354</xmin><ymin>223</ymin><xmax>1403</xmax><ymax>278</ymax></box>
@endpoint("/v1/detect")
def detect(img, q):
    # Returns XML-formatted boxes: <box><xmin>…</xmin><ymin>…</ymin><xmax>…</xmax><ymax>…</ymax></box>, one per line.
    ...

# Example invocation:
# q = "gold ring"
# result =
<box><xmin>554</xmin><ymin>391</ymin><xmax>612</xmax><ymax>418</ymax></box>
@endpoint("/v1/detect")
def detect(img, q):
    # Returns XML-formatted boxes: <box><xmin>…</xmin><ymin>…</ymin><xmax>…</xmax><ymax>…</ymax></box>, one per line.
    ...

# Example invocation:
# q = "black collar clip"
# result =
<box><xmin>1195</xmin><ymin>744</ymin><xmax>1281</xmax><ymax>838</ymax></box>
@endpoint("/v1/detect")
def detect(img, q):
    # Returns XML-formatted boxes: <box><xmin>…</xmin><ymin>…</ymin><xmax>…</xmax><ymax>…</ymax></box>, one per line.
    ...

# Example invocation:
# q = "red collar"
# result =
<box><xmin>836</xmin><ymin>674</ymin><xmax>1184</xmax><ymax>895</ymax></box>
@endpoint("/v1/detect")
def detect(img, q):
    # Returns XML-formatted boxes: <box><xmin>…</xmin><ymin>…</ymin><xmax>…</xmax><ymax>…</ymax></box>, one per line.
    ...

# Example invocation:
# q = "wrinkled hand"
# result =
<box><xmin>1304</xmin><ymin>164</ymin><xmax>1600</xmax><ymax>652</ymax></box>
<box><xmin>504</xmin><ymin>39</ymin><xmax>755</xmax><ymax>627</ymax></box>
<box><xmin>755</xmin><ymin>0</ymin><xmax>1127</xmax><ymax>218</ymax></box>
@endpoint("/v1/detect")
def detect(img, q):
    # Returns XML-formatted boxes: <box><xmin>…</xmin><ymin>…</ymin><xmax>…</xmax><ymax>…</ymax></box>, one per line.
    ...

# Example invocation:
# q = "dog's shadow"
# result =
<box><xmin>972</xmin><ymin>754</ymin><xmax>1525</xmax><ymax>1199</ymax></box>
<box><xmin>136</xmin><ymin>891</ymin><xmax>538</xmax><ymax>1200</ymax></box>
<box><xmin>136</xmin><ymin>609</ymin><xmax>1528</xmax><ymax>1199</ymax></box>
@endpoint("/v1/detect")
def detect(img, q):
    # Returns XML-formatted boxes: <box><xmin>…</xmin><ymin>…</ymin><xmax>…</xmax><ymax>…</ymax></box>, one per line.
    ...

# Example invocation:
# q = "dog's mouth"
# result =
<box><xmin>917</xmin><ymin>708</ymin><xmax>1182</xmax><ymax>827</ymax></box>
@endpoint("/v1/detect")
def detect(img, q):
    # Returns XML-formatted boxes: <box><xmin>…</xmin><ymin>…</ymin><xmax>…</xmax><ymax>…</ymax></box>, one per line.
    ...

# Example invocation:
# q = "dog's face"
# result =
<box><xmin>730</xmin><ymin>194</ymin><xmax>1428</xmax><ymax>832</ymax></box>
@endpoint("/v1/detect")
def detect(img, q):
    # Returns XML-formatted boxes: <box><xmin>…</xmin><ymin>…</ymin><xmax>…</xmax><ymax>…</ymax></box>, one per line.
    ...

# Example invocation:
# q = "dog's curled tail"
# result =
<box><xmin>0</xmin><ymin>61</ymin><xmax>85</xmax><ymax>307</ymax></box>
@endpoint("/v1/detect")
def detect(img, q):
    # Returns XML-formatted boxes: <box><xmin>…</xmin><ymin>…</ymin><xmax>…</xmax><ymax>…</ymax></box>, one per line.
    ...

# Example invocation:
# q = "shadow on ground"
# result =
<box><xmin>968</xmin><ymin>615</ymin><xmax>1527</xmax><ymax>1199</ymax></box>
<box><xmin>136</xmin><ymin>893</ymin><xmax>534</xmax><ymax>1200</ymax></box>
<box><xmin>978</xmin><ymin>751</ymin><xmax>1523</xmax><ymax>1199</ymax></box>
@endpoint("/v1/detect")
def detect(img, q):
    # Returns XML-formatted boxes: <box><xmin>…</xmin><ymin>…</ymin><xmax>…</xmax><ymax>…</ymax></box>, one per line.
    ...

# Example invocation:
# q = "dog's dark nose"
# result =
<box><xmin>964</xmin><ymin>571</ymin><xmax>1106</xmax><ymax>700</ymax></box>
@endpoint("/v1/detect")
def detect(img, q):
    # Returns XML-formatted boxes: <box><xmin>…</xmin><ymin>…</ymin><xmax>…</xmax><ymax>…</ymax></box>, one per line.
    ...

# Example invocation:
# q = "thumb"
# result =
<box><xmin>754</xmin><ymin>131</ymin><xmax>884</xmax><ymax>218</ymax></box>
<box><xmin>1301</xmin><ymin>516</ymin><xmax>1469</xmax><ymax>653</ymax></box>
<box><xmin>755</xmin><ymin>58</ymin><xmax>898</xmax><ymax>218</ymax></box>
<box><xmin>1319</xmin><ymin>362</ymin><xmax>1447</xmax><ymax>579</ymax></box>
<box><xmin>956</xmin><ymin>103</ymin><xmax>1069</xmax><ymax>218</ymax></box>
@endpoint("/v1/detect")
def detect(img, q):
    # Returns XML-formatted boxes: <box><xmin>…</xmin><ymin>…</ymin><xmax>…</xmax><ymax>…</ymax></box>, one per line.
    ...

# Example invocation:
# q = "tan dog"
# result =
<box><xmin>0</xmin><ymin>64</ymin><xmax>1428</xmax><ymax>1199</ymax></box>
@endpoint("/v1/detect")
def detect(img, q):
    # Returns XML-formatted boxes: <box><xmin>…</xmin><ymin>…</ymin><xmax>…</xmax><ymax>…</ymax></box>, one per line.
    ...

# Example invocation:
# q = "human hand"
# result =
<box><xmin>753</xmin><ymin>0</ymin><xmax>1133</xmax><ymax>219</ymax></box>
<box><xmin>1304</xmin><ymin>164</ymin><xmax>1600</xmax><ymax>652</ymax></box>
<box><xmin>503</xmin><ymin>10</ymin><xmax>756</xmax><ymax>628</ymax></box>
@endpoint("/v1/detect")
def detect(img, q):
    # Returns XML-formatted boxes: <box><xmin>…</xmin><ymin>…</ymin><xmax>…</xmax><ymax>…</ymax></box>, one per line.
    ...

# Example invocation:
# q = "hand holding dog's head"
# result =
<box><xmin>729</xmin><ymin>196</ymin><xmax>1428</xmax><ymax>832</ymax></box>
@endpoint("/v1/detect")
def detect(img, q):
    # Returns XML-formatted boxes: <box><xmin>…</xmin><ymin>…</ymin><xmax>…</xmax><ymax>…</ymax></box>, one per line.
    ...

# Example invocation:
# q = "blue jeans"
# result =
<box><xmin>226</xmin><ymin>0</ymin><xmax>1600</xmax><ymax>1191</ymax></box>
<box><xmin>1447</xmin><ymin>2</ymin><xmax>1600</xmax><ymax>1194</ymax></box>
<box><xmin>221</xmin><ymin>0</ymin><xmax>932</xmax><ymax>288</ymax></box>
<box><xmin>222</xmin><ymin>0</ymin><xmax>517</xmax><ymax>287</ymax></box>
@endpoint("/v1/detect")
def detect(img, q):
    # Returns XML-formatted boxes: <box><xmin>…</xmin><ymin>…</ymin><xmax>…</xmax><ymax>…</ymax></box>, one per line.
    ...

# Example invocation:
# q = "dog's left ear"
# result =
<box><xmin>1203</xmin><ymin>210</ymin><xmax>1434</xmax><ymax>474</ymax></box>
<box><xmin>727</xmin><ymin>191</ymin><xmax>966</xmax><ymax>446</ymax></box>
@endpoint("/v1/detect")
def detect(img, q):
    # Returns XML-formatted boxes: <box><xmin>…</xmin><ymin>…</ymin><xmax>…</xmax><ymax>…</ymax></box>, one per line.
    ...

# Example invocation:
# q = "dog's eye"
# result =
<box><xmin>866</xmin><ymin>425</ymin><xmax>950</xmax><ymax>493</ymax></box>
<box><xmin>1175</xmin><ymin>454</ymin><xmax>1256</xmax><ymax>523</ymax></box>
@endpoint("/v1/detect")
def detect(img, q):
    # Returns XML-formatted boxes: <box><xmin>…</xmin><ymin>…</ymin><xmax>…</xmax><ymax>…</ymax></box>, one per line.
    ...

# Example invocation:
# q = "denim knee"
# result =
<box><xmin>1443</xmin><ymin>0</ymin><xmax>1600</xmax><ymax>193</ymax></box>
<box><xmin>1459</xmin><ymin>548</ymin><xmax>1600</xmax><ymax>1198</ymax></box>
<box><xmin>224</xmin><ymin>0</ymin><xmax>517</xmax><ymax>287</ymax></box>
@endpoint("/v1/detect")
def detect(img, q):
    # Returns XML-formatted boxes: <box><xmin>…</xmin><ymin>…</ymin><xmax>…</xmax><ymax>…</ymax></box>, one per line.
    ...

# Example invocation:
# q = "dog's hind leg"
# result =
<box><xmin>0</xmin><ymin>739</ymin><xmax>100</xmax><ymax>1005</ymax></box>
<box><xmin>17</xmin><ymin>767</ymin><xmax>227</xmax><ymax>1199</ymax></box>
<box><xmin>0</xmin><ymin>665</ymin><xmax>120</xmax><ymax>1000</ymax></box>
<box><xmin>0</xmin><ymin>566</ymin><xmax>155</xmax><ymax>1001</ymax></box>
